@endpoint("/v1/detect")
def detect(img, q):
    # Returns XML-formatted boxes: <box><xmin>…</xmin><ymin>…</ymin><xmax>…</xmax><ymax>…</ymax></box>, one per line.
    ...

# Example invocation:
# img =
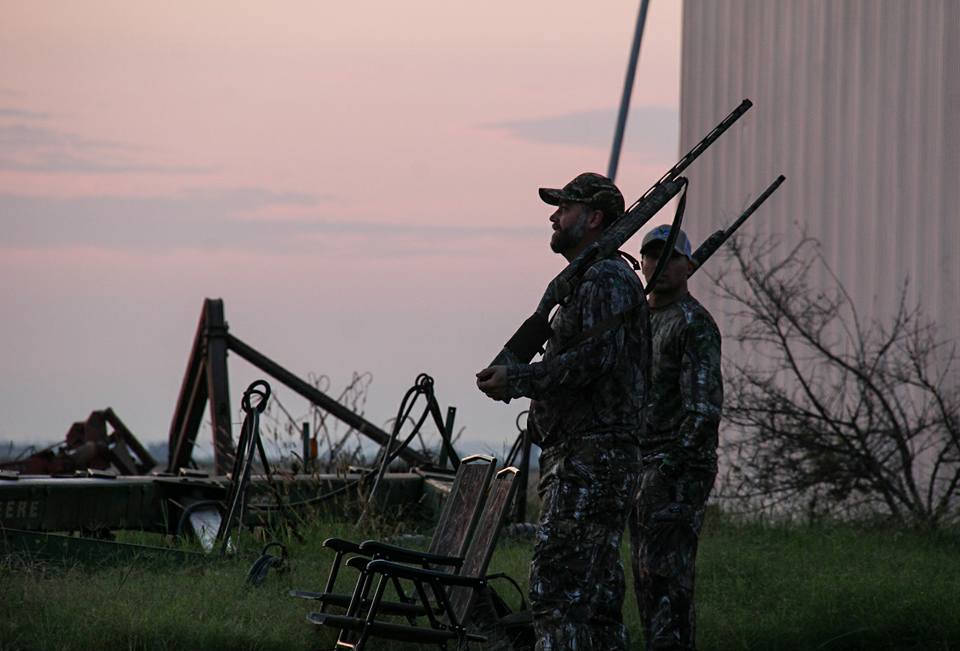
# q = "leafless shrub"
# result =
<box><xmin>258</xmin><ymin>371</ymin><xmax>377</xmax><ymax>473</ymax></box>
<box><xmin>258</xmin><ymin>371</ymin><xmax>463</xmax><ymax>475</ymax></box>
<box><xmin>709</xmin><ymin>234</ymin><xmax>960</xmax><ymax>528</ymax></box>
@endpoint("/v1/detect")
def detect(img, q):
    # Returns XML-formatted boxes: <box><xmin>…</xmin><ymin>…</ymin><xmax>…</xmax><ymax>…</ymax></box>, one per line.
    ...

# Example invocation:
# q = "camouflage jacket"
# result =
<box><xmin>643</xmin><ymin>293</ymin><xmax>723</xmax><ymax>473</ymax></box>
<box><xmin>506</xmin><ymin>256</ymin><xmax>651</xmax><ymax>449</ymax></box>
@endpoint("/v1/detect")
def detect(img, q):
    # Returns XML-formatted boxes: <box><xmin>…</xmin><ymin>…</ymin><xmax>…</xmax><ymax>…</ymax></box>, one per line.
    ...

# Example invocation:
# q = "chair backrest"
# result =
<box><xmin>427</xmin><ymin>455</ymin><xmax>496</xmax><ymax>561</ymax></box>
<box><xmin>448</xmin><ymin>466</ymin><xmax>519</xmax><ymax>623</ymax></box>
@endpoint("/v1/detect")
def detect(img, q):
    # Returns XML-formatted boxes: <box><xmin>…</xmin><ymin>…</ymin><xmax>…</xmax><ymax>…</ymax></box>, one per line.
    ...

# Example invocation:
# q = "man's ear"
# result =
<box><xmin>587</xmin><ymin>209</ymin><xmax>605</xmax><ymax>230</ymax></box>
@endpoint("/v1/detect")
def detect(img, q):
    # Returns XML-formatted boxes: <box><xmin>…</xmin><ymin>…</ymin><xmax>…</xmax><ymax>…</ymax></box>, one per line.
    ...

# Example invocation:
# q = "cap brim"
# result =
<box><xmin>639</xmin><ymin>239</ymin><xmax>663</xmax><ymax>255</ymax></box>
<box><xmin>640</xmin><ymin>238</ymin><xmax>690</xmax><ymax>258</ymax></box>
<box><xmin>538</xmin><ymin>188</ymin><xmax>567</xmax><ymax>205</ymax></box>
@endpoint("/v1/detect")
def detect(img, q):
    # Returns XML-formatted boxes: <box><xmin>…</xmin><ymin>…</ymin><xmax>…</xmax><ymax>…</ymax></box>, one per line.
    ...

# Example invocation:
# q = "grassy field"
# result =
<box><xmin>1</xmin><ymin>512</ymin><xmax>958</xmax><ymax>650</ymax></box>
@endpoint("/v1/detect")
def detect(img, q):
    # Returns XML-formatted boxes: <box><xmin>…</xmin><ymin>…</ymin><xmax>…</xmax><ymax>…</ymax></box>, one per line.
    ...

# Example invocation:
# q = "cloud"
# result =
<box><xmin>0</xmin><ymin>117</ymin><xmax>211</xmax><ymax>174</ymax></box>
<box><xmin>0</xmin><ymin>107</ymin><xmax>52</xmax><ymax>119</ymax></box>
<box><xmin>0</xmin><ymin>152</ymin><xmax>213</xmax><ymax>174</ymax></box>
<box><xmin>0</xmin><ymin>124</ymin><xmax>125</xmax><ymax>150</ymax></box>
<box><xmin>481</xmin><ymin>105</ymin><xmax>678</xmax><ymax>161</ymax></box>
<box><xmin>0</xmin><ymin>190</ymin><xmax>541</xmax><ymax>255</ymax></box>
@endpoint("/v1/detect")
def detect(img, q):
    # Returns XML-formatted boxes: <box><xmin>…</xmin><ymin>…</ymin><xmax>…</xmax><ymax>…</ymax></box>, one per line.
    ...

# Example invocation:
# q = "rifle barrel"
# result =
<box><xmin>491</xmin><ymin>99</ymin><xmax>755</xmax><ymax>368</ymax></box>
<box><xmin>725</xmin><ymin>174</ymin><xmax>786</xmax><ymax>238</ymax></box>
<box><xmin>690</xmin><ymin>174</ymin><xmax>786</xmax><ymax>275</ymax></box>
<box><xmin>626</xmin><ymin>99</ymin><xmax>753</xmax><ymax>213</ymax></box>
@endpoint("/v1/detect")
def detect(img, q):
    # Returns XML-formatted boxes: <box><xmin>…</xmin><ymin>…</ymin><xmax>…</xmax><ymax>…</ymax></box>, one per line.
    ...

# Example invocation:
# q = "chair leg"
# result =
<box><xmin>340</xmin><ymin>573</ymin><xmax>388</xmax><ymax>651</ymax></box>
<box><xmin>320</xmin><ymin>550</ymin><xmax>345</xmax><ymax>614</ymax></box>
<box><xmin>344</xmin><ymin>570</ymin><xmax>369</xmax><ymax>618</ymax></box>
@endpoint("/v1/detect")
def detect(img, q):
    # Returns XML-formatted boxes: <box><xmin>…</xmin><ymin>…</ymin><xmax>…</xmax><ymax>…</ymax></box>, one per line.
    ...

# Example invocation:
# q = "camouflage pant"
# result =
<box><xmin>629</xmin><ymin>465</ymin><xmax>715</xmax><ymax>650</ymax></box>
<box><xmin>529</xmin><ymin>437</ymin><xmax>641</xmax><ymax>651</ymax></box>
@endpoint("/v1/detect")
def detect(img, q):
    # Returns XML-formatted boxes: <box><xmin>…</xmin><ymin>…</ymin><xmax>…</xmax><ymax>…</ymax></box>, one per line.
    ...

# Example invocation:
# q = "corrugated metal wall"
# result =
<box><xmin>680</xmin><ymin>0</ymin><xmax>959</xmax><ymax>348</ymax></box>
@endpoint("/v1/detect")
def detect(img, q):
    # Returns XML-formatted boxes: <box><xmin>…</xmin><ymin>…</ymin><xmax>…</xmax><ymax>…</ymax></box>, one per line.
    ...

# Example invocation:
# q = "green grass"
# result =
<box><xmin>695</xmin><ymin>516</ymin><xmax>960</xmax><ymax>649</ymax></box>
<box><xmin>1</xmin><ymin>514</ymin><xmax>958</xmax><ymax>650</ymax></box>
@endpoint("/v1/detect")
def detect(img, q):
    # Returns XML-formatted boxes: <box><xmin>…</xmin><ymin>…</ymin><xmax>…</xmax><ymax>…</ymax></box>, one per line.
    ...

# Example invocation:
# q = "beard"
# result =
<box><xmin>549</xmin><ymin>212</ymin><xmax>589</xmax><ymax>254</ymax></box>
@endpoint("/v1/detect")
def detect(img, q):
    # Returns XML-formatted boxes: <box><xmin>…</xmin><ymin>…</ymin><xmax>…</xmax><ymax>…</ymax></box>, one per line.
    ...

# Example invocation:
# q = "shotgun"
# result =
<box><xmin>489</xmin><ymin>99</ymin><xmax>754</xmax><ymax>367</ymax></box>
<box><xmin>690</xmin><ymin>174</ymin><xmax>786</xmax><ymax>275</ymax></box>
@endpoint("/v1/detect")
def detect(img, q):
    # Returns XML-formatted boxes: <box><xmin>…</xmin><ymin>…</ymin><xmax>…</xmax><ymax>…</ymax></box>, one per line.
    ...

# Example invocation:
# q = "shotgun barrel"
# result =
<box><xmin>690</xmin><ymin>174</ymin><xmax>786</xmax><ymax>274</ymax></box>
<box><xmin>489</xmin><ymin>99</ymin><xmax>754</xmax><ymax>367</ymax></box>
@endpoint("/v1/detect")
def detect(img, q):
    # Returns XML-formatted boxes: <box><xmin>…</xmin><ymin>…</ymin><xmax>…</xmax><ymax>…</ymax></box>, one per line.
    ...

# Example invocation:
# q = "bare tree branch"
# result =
<box><xmin>707</xmin><ymin>233</ymin><xmax>960</xmax><ymax>527</ymax></box>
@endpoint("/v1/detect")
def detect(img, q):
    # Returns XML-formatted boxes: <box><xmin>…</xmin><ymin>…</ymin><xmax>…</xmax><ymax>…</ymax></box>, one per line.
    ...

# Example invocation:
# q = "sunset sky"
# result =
<box><xmin>1</xmin><ymin>1</ymin><xmax>686</xmax><ymax>457</ymax></box>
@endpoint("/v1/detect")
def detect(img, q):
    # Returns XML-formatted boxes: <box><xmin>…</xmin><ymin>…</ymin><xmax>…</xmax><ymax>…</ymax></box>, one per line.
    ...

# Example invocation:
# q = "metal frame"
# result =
<box><xmin>167</xmin><ymin>298</ymin><xmax>434</xmax><ymax>475</ymax></box>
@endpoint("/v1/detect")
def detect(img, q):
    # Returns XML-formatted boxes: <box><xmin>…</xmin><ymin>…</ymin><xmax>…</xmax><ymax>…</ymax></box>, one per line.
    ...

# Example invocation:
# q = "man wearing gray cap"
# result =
<box><xmin>477</xmin><ymin>172</ymin><xmax>650</xmax><ymax>650</ymax></box>
<box><xmin>630</xmin><ymin>225</ymin><xmax>723</xmax><ymax>650</ymax></box>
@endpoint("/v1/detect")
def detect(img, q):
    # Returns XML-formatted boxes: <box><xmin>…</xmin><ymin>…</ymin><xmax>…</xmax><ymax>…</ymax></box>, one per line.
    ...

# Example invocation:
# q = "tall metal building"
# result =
<box><xmin>680</xmin><ymin>0</ymin><xmax>959</xmax><ymax>348</ymax></box>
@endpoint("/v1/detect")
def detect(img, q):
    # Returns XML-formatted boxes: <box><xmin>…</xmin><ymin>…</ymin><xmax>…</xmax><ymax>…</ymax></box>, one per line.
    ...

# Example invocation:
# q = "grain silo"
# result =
<box><xmin>680</xmin><ymin>0</ymin><xmax>958</xmax><ymax>346</ymax></box>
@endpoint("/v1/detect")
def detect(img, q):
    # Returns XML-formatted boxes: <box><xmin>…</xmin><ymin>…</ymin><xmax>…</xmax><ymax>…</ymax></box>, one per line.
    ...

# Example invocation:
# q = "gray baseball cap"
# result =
<box><xmin>640</xmin><ymin>225</ymin><xmax>693</xmax><ymax>258</ymax></box>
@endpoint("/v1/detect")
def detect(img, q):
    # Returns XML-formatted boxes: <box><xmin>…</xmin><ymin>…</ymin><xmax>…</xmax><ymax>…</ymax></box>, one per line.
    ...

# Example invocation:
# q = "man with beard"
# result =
<box><xmin>477</xmin><ymin>172</ymin><xmax>650</xmax><ymax>650</ymax></box>
<box><xmin>630</xmin><ymin>225</ymin><xmax>723</xmax><ymax>650</ymax></box>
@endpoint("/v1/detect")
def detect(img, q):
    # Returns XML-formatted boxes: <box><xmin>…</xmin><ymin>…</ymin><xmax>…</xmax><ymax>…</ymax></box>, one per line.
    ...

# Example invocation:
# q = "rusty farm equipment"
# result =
<box><xmin>0</xmin><ymin>298</ymin><xmax>531</xmax><ymax>562</ymax></box>
<box><xmin>0</xmin><ymin>408</ymin><xmax>156</xmax><ymax>477</ymax></box>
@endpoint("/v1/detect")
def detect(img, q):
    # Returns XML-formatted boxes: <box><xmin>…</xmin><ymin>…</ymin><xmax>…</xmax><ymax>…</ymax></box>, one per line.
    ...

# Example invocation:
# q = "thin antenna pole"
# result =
<box><xmin>607</xmin><ymin>0</ymin><xmax>651</xmax><ymax>182</ymax></box>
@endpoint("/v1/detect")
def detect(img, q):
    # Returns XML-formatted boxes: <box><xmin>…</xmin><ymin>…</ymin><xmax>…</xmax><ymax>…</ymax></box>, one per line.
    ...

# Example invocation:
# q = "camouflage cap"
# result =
<box><xmin>640</xmin><ymin>224</ymin><xmax>693</xmax><ymax>259</ymax></box>
<box><xmin>539</xmin><ymin>172</ymin><xmax>625</xmax><ymax>221</ymax></box>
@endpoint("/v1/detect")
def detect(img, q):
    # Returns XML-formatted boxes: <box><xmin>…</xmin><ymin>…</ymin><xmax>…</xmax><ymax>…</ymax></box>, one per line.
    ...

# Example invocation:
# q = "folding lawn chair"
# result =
<box><xmin>290</xmin><ymin>454</ymin><xmax>496</xmax><ymax>615</ymax></box>
<box><xmin>308</xmin><ymin>466</ymin><xmax>520</xmax><ymax>651</ymax></box>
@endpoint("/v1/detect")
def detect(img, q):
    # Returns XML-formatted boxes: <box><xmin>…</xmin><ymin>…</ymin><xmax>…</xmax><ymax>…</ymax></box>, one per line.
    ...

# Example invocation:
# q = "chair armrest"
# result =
<box><xmin>322</xmin><ymin>537</ymin><xmax>362</xmax><ymax>554</ymax></box>
<box><xmin>358</xmin><ymin>540</ymin><xmax>464</xmax><ymax>567</ymax></box>
<box><xmin>366</xmin><ymin>559</ymin><xmax>486</xmax><ymax>588</ymax></box>
<box><xmin>344</xmin><ymin>555</ymin><xmax>372</xmax><ymax>571</ymax></box>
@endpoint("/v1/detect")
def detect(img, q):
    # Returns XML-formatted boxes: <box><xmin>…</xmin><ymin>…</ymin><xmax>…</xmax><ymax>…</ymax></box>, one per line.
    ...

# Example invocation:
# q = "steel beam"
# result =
<box><xmin>167</xmin><ymin>304</ymin><xmax>208</xmax><ymax>471</ymax></box>
<box><xmin>0</xmin><ymin>473</ymin><xmax>427</xmax><ymax>534</ymax></box>
<box><xmin>168</xmin><ymin>358</ymin><xmax>209</xmax><ymax>472</ymax></box>
<box><xmin>103</xmin><ymin>408</ymin><xmax>156</xmax><ymax>473</ymax></box>
<box><xmin>225</xmin><ymin>334</ymin><xmax>433</xmax><ymax>468</ymax></box>
<box><xmin>203</xmin><ymin>299</ymin><xmax>234</xmax><ymax>474</ymax></box>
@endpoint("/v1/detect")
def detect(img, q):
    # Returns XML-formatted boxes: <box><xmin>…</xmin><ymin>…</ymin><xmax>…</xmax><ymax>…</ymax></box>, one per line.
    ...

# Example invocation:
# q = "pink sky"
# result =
<box><xmin>0</xmin><ymin>1</ymin><xmax>684</xmax><ymax>455</ymax></box>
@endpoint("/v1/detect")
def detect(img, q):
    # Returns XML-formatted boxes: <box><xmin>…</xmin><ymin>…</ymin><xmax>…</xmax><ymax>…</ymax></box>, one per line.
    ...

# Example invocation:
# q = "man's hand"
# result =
<box><xmin>476</xmin><ymin>366</ymin><xmax>510</xmax><ymax>402</ymax></box>
<box><xmin>657</xmin><ymin>454</ymin><xmax>682</xmax><ymax>478</ymax></box>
